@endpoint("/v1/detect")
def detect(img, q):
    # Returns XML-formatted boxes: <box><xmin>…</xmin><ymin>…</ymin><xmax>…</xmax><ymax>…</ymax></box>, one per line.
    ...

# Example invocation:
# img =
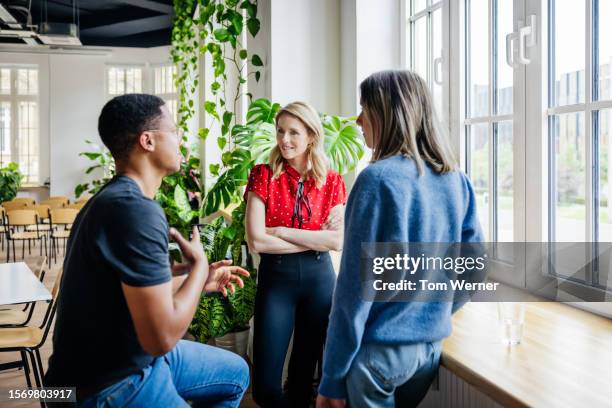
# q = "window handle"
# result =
<box><xmin>506</xmin><ymin>32</ymin><xmax>518</xmax><ymax>67</ymax></box>
<box><xmin>518</xmin><ymin>15</ymin><xmax>537</xmax><ymax>65</ymax></box>
<box><xmin>433</xmin><ymin>57</ymin><xmax>443</xmax><ymax>85</ymax></box>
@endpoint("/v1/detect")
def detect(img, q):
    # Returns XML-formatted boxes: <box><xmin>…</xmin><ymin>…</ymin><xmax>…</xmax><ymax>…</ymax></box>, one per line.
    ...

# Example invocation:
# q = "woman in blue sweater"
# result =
<box><xmin>317</xmin><ymin>70</ymin><xmax>484</xmax><ymax>408</ymax></box>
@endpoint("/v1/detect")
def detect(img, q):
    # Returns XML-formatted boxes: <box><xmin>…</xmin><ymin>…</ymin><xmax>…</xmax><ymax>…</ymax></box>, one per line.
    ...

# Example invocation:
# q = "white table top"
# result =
<box><xmin>0</xmin><ymin>262</ymin><xmax>52</xmax><ymax>306</ymax></box>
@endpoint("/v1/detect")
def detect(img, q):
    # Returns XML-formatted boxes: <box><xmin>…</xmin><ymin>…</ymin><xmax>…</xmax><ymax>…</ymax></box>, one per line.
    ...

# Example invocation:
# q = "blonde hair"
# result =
<box><xmin>269</xmin><ymin>101</ymin><xmax>328</xmax><ymax>186</ymax></box>
<box><xmin>359</xmin><ymin>70</ymin><xmax>457</xmax><ymax>174</ymax></box>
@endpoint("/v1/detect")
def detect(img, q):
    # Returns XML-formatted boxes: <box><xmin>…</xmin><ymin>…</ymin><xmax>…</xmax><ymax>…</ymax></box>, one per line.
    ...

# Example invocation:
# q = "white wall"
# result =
<box><xmin>0</xmin><ymin>45</ymin><xmax>173</xmax><ymax>199</ymax></box>
<box><xmin>269</xmin><ymin>0</ymin><xmax>341</xmax><ymax>115</ymax></box>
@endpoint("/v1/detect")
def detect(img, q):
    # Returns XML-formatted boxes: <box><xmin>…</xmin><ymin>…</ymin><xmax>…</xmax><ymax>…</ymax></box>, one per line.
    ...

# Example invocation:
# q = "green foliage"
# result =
<box><xmin>189</xmin><ymin>206</ymin><xmax>257</xmax><ymax>343</ymax></box>
<box><xmin>171</xmin><ymin>0</ymin><xmax>263</xmax><ymax>156</ymax></box>
<box><xmin>0</xmin><ymin>162</ymin><xmax>23</xmax><ymax>203</ymax></box>
<box><xmin>74</xmin><ymin>140</ymin><xmax>116</xmax><ymax>199</ymax></box>
<box><xmin>156</xmin><ymin>153</ymin><xmax>203</xmax><ymax>236</ymax></box>
<box><xmin>322</xmin><ymin>114</ymin><xmax>366</xmax><ymax>175</ymax></box>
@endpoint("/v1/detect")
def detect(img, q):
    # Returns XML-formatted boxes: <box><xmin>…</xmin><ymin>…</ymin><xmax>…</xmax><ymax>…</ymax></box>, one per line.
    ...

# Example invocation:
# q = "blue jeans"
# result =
<box><xmin>78</xmin><ymin>340</ymin><xmax>249</xmax><ymax>408</ymax></box>
<box><xmin>346</xmin><ymin>341</ymin><xmax>441</xmax><ymax>408</ymax></box>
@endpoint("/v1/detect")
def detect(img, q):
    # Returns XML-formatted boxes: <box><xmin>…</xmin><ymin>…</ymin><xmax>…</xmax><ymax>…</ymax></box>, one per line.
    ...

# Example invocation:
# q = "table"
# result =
<box><xmin>0</xmin><ymin>262</ymin><xmax>51</xmax><ymax>306</ymax></box>
<box><xmin>0</xmin><ymin>262</ymin><xmax>52</xmax><ymax>372</ymax></box>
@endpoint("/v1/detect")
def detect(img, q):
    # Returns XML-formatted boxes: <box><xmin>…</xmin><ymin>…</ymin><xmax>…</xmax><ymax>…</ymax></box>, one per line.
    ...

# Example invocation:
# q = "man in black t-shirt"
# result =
<box><xmin>45</xmin><ymin>94</ymin><xmax>250</xmax><ymax>407</ymax></box>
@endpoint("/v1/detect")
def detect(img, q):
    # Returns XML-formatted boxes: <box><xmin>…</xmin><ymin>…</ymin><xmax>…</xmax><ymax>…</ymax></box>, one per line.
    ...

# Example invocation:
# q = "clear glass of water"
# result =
<box><xmin>497</xmin><ymin>302</ymin><xmax>525</xmax><ymax>346</ymax></box>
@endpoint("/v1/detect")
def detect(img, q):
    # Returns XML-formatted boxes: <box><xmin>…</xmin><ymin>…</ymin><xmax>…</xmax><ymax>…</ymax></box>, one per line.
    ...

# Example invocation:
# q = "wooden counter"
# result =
<box><xmin>442</xmin><ymin>302</ymin><xmax>612</xmax><ymax>407</ymax></box>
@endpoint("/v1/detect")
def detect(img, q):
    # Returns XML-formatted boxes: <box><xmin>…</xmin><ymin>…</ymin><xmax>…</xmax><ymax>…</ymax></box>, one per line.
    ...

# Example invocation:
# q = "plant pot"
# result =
<box><xmin>213</xmin><ymin>327</ymin><xmax>250</xmax><ymax>357</ymax></box>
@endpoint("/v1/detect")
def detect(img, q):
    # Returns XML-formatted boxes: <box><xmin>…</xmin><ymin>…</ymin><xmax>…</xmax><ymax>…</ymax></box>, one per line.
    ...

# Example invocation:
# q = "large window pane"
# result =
<box><xmin>470</xmin><ymin>123</ymin><xmax>490</xmax><ymax>239</ymax></box>
<box><xmin>468</xmin><ymin>0</ymin><xmax>489</xmax><ymax>117</ymax></box>
<box><xmin>551</xmin><ymin>0</ymin><xmax>585</xmax><ymax>106</ymax></box>
<box><xmin>413</xmin><ymin>17</ymin><xmax>428</xmax><ymax>80</ymax></box>
<box><xmin>0</xmin><ymin>102</ymin><xmax>10</xmax><ymax>163</ymax></box>
<box><xmin>599</xmin><ymin>109</ymin><xmax>612</xmax><ymax>241</ymax></box>
<box><xmin>597</xmin><ymin>0</ymin><xmax>612</xmax><ymax>101</ymax></box>
<box><xmin>412</xmin><ymin>0</ymin><xmax>427</xmax><ymax>14</ymax></box>
<box><xmin>0</xmin><ymin>69</ymin><xmax>10</xmax><ymax>95</ymax></box>
<box><xmin>552</xmin><ymin>112</ymin><xmax>586</xmax><ymax>242</ymax></box>
<box><xmin>496</xmin><ymin>0</ymin><xmax>513</xmax><ymax>115</ymax></box>
<box><xmin>497</xmin><ymin>121</ymin><xmax>513</xmax><ymax>241</ymax></box>
<box><xmin>17</xmin><ymin>68</ymin><xmax>37</xmax><ymax>95</ymax></box>
<box><xmin>18</xmin><ymin>101</ymin><xmax>38</xmax><ymax>183</ymax></box>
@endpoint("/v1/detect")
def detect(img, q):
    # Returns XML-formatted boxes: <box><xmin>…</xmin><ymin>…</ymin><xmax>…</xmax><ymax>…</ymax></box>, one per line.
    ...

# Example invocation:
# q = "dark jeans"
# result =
<box><xmin>253</xmin><ymin>250</ymin><xmax>336</xmax><ymax>408</ymax></box>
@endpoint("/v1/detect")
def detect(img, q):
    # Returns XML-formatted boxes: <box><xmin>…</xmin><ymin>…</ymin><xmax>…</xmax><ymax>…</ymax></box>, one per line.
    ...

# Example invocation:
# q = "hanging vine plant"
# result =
<box><xmin>171</xmin><ymin>0</ymin><xmax>263</xmax><ymax>151</ymax></box>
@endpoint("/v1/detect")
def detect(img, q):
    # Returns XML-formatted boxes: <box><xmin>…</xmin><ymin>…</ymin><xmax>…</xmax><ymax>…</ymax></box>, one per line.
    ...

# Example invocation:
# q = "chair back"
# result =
<box><xmin>10</xmin><ymin>197</ymin><xmax>35</xmax><ymax>206</ymax></box>
<box><xmin>1</xmin><ymin>201</ymin><xmax>27</xmax><ymax>211</ymax></box>
<box><xmin>48</xmin><ymin>196</ymin><xmax>70</xmax><ymax>205</ymax></box>
<box><xmin>30</xmin><ymin>256</ymin><xmax>48</xmax><ymax>281</ymax></box>
<box><xmin>31</xmin><ymin>204</ymin><xmax>51</xmax><ymax>220</ymax></box>
<box><xmin>7</xmin><ymin>209</ymin><xmax>38</xmax><ymax>226</ymax></box>
<box><xmin>65</xmin><ymin>203</ymin><xmax>85</xmax><ymax>211</ymax></box>
<box><xmin>50</xmin><ymin>208</ymin><xmax>78</xmax><ymax>225</ymax></box>
<box><xmin>37</xmin><ymin>267</ymin><xmax>64</xmax><ymax>348</ymax></box>
<box><xmin>41</xmin><ymin>200</ymin><xmax>65</xmax><ymax>210</ymax></box>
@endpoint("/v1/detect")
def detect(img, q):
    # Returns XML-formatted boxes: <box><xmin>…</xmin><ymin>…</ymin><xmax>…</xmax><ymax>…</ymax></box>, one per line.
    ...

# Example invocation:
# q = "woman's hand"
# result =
<box><xmin>266</xmin><ymin>226</ymin><xmax>289</xmax><ymax>240</ymax></box>
<box><xmin>323</xmin><ymin>205</ymin><xmax>344</xmax><ymax>231</ymax></box>
<box><xmin>203</xmin><ymin>259</ymin><xmax>250</xmax><ymax>297</ymax></box>
<box><xmin>316</xmin><ymin>395</ymin><xmax>346</xmax><ymax>408</ymax></box>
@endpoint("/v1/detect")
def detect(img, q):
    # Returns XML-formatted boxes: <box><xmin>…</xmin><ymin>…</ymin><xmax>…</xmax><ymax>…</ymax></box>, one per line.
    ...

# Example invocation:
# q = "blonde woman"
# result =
<box><xmin>245</xmin><ymin>101</ymin><xmax>347</xmax><ymax>407</ymax></box>
<box><xmin>317</xmin><ymin>71</ymin><xmax>484</xmax><ymax>408</ymax></box>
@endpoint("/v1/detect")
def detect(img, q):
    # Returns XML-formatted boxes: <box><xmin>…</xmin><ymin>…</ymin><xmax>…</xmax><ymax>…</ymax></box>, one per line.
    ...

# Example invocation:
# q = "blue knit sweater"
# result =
<box><xmin>318</xmin><ymin>155</ymin><xmax>484</xmax><ymax>399</ymax></box>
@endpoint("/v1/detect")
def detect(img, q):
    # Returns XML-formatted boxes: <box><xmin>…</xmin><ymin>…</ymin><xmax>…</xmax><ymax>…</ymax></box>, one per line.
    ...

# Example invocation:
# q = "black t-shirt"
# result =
<box><xmin>45</xmin><ymin>175</ymin><xmax>171</xmax><ymax>391</ymax></box>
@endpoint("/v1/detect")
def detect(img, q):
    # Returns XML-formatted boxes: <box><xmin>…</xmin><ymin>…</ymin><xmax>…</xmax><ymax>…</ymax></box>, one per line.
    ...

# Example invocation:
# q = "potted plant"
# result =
<box><xmin>0</xmin><ymin>162</ymin><xmax>24</xmax><ymax>203</ymax></box>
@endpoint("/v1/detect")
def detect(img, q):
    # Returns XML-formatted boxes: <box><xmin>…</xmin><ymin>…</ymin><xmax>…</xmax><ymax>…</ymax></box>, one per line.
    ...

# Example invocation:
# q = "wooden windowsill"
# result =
<box><xmin>443</xmin><ymin>301</ymin><xmax>612</xmax><ymax>407</ymax></box>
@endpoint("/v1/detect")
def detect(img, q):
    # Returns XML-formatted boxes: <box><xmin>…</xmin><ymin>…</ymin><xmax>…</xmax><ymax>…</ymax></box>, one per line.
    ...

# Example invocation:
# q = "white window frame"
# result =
<box><xmin>152</xmin><ymin>63</ymin><xmax>179</xmax><ymax>122</ymax></box>
<box><xmin>0</xmin><ymin>64</ymin><xmax>41</xmax><ymax>184</ymax></box>
<box><xmin>105</xmin><ymin>64</ymin><xmax>146</xmax><ymax>97</ymax></box>
<box><xmin>401</xmin><ymin>0</ymin><xmax>451</xmax><ymax>127</ymax></box>
<box><xmin>448</xmin><ymin>0</ymin><xmax>611</xmax><ymax>313</ymax></box>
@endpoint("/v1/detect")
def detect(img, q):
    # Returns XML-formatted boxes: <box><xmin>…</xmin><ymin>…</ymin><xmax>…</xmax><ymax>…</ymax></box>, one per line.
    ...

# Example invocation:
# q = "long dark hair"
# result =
<box><xmin>360</xmin><ymin>70</ymin><xmax>456</xmax><ymax>174</ymax></box>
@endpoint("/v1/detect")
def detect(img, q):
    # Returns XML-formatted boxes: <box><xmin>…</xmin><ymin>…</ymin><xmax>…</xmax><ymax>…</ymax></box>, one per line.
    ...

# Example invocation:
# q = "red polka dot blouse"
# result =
<box><xmin>244</xmin><ymin>162</ymin><xmax>347</xmax><ymax>230</ymax></box>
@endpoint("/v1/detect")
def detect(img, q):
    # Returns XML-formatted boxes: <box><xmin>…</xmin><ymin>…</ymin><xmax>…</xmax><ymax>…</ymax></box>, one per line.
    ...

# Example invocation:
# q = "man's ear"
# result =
<box><xmin>138</xmin><ymin>131</ymin><xmax>155</xmax><ymax>152</ymax></box>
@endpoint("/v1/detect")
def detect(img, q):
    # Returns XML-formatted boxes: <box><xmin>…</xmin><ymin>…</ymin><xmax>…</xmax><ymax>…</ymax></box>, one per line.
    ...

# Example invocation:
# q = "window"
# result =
<box><xmin>464</xmin><ymin>0</ymin><xmax>514</xmax><ymax>242</ymax></box>
<box><xmin>153</xmin><ymin>64</ymin><xmax>178</xmax><ymax>122</ymax></box>
<box><xmin>107</xmin><ymin>66</ymin><xmax>143</xmax><ymax>96</ymax></box>
<box><xmin>548</xmin><ymin>0</ymin><xmax>612</xmax><ymax>246</ymax></box>
<box><xmin>0</xmin><ymin>66</ymin><xmax>40</xmax><ymax>184</ymax></box>
<box><xmin>405</xmin><ymin>0</ymin><xmax>447</xmax><ymax>119</ymax></box>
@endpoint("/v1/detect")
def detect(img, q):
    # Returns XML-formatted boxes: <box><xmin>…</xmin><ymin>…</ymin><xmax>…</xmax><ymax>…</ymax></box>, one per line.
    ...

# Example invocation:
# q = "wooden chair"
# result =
<box><xmin>0</xmin><ymin>267</ymin><xmax>63</xmax><ymax>392</ymax></box>
<box><xmin>10</xmin><ymin>197</ymin><xmax>36</xmax><ymax>206</ymax></box>
<box><xmin>0</xmin><ymin>207</ymin><xmax>6</xmax><ymax>251</ymax></box>
<box><xmin>47</xmin><ymin>196</ymin><xmax>69</xmax><ymax>206</ymax></box>
<box><xmin>49</xmin><ymin>209</ymin><xmax>78</xmax><ymax>265</ymax></box>
<box><xmin>65</xmin><ymin>202</ymin><xmax>85</xmax><ymax>211</ymax></box>
<box><xmin>27</xmin><ymin>205</ymin><xmax>52</xmax><ymax>234</ymax></box>
<box><xmin>1</xmin><ymin>200</ymin><xmax>28</xmax><ymax>212</ymax></box>
<box><xmin>40</xmin><ymin>200</ymin><xmax>65</xmax><ymax>210</ymax></box>
<box><xmin>0</xmin><ymin>257</ymin><xmax>48</xmax><ymax>327</ymax></box>
<box><xmin>5</xmin><ymin>210</ymin><xmax>47</xmax><ymax>263</ymax></box>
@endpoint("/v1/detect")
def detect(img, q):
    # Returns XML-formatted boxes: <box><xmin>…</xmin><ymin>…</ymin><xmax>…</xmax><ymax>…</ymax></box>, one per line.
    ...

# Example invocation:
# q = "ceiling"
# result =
<box><xmin>1</xmin><ymin>0</ymin><xmax>180</xmax><ymax>47</ymax></box>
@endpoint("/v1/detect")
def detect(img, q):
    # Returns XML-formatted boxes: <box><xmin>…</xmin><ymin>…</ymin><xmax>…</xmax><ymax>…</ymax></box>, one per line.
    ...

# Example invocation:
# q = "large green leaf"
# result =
<box><xmin>173</xmin><ymin>184</ymin><xmax>194</xmax><ymax>224</ymax></box>
<box><xmin>322</xmin><ymin>114</ymin><xmax>365</xmax><ymax>174</ymax></box>
<box><xmin>246</xmin><ymin>98</ymin><xmax>280</xmax><ymax>125</ymax></box>
<box><xmin>233</xmin><ymin>122</ymin><xmax>275</xmax><ymax>164</ymax></box>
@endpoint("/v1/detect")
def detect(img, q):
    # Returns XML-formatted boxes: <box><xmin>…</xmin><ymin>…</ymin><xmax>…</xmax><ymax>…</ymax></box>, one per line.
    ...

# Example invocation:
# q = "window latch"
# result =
<box><xmin>506</xmin><ymin>15</ymin><xmax>537</xmax><ymax>67</ymax></box>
